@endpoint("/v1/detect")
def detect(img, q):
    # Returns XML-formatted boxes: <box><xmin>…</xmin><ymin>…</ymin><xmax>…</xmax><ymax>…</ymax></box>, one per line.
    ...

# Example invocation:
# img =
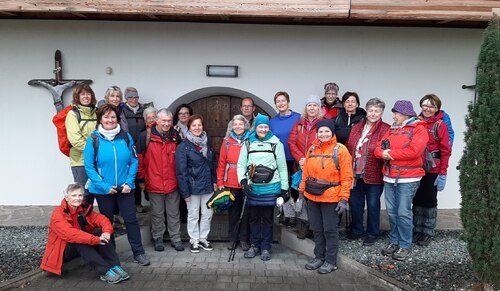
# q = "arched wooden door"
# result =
<box><xmin>188</xmin><ymin>95</ymin><xmax>269</xmax><ymax>158</ymax></box>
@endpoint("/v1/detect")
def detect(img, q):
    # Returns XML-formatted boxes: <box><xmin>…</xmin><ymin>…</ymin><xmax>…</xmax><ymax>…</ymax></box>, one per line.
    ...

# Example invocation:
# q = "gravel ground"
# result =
<box><xmin>0</xmin><ymin>226</ymin><xmax>489</xmax><ymax>290</ymax></box>
<box><xmin>339</xmin><ymin>230</ymin><xmax>479</xmax><ymax>291</ymax></box>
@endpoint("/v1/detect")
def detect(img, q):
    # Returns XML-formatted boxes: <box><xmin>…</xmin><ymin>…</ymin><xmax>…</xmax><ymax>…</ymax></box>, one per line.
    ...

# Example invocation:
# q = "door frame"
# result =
<box><xmin>167</xmin><ymin>86</ymin><xmax>276</xmax><ymax>117</ymax></box>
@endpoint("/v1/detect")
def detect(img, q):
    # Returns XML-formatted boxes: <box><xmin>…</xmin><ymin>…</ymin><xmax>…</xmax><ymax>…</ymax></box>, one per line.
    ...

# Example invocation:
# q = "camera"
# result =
<box><xmin>381</xmin><ymin>139</ymin><xmax>390</xmax><ymax>150</ymax></box>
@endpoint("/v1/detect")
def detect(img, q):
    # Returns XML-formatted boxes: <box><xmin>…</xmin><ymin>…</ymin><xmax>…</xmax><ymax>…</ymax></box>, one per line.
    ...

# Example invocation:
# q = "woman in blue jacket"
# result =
<box><xmin>175</xmin><ymin>114</ymin><xmax>217</xmax><ymax>253</ymax></box>
<box><xmin>84</xmin><ymin>104</ymin><xmax>150</xmax><ymax>267</ymax></box>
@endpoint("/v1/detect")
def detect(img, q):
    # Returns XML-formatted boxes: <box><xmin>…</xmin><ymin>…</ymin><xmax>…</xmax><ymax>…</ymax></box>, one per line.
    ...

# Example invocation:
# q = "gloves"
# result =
<box><xmin>281</xmin><ymin>189</ymin><xmax>290</xmax><ymax>203</ymax></box>
<box><xmin>276</xmin><ymin>197</ymin><xmax>284</xmax><ymax>207</ymax></box>
<box><xmin>335</xmin><ymin>199</ymin><xmax>348</xmax><ymax>215</ymax></box>
<box><xmin>240</xmin><ymin>179</ymin><xmax>251</xmax><ymax>194</ymax></box>
<box><xmin>434</xmin><ymin>175</ymin><xmax>447</xmax><ymax>191</ymax></box>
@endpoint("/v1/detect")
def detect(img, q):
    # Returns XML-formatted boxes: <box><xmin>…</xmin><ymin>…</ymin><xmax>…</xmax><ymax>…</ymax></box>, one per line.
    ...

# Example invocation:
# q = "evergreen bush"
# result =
<box><xmin>459</xmin><ymin>18</ymin><xmax>500</xmax><ymax>284</ymax></box>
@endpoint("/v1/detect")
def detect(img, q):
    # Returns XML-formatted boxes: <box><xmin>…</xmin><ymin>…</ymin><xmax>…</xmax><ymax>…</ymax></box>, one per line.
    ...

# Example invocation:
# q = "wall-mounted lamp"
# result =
<box><xmin>206</xmin><ymin>65</ymin><xmax>238</xmax><ymax>78</ymax></box>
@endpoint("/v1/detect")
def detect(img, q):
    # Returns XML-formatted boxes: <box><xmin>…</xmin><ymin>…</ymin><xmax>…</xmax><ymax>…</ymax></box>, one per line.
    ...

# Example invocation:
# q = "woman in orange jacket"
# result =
<box><xmin>216</xmin><ymin>114</ymin><xmax>251</xmax><ymax>251</ymax></box>
<box><xmin>299</xmin><ymin>119</ymin><xmax>353</xmax><ymax>274</ymax></box>
<box><xmin>374</xmin><ymin>100</ymin><xmax>428</xmax><ymax>262</ymax></box>
<box><xmin>40</xmin><ymin>184</ymin><xmax>128</xmax><ymax>284</ymax></box>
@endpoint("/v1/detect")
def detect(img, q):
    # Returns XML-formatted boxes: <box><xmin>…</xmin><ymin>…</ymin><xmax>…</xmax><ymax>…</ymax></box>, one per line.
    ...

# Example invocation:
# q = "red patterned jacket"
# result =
<box><xmin>346</xmin><ymin>119</ymin><xmax>390</xmax><ymax>184</ymax></box>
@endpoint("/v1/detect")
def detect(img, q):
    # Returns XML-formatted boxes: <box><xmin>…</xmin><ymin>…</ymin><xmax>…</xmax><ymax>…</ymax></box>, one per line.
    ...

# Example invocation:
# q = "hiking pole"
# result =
<box><xmin>229</xmin><ymin>191</ymin><xmax>248</xmax><ymax>262</ymax></box>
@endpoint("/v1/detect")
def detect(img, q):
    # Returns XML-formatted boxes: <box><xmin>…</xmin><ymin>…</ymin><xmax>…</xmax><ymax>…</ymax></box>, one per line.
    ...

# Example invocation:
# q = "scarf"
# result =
<box><xmin>126</xmin><ymin>103</ymin><xmax>139</xmax><ymax>114</ymax></box>
<box><xmin>230</xmin><ymin>130</ymin><xmax>249</xmax><ymax>144</ymax></box>
<box><xmin>176</xmin><ymin>121</ymin><xmax>188</xmax><ymax>137</ymax></box>
<box><xmin>97</xmin><ymin>124</ymin><xmax>121</xmax><ymax>141</ymax></box>
<box><xmin>248</xmin><ymin>130</ymin><xmax>273</xmax><ymax>142</ymax></box>
<box><xmin>185</xmin><ymin>130</ymin><xmax>208</xmax><ymax>157</ymax></box>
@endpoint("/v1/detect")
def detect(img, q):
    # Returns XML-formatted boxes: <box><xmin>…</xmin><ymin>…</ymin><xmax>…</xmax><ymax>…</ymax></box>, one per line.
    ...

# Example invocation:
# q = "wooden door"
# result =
<box><xmin>188</xmin><ymin>95</ymin><xmax>268</xmax><ymax>158</ymax></box>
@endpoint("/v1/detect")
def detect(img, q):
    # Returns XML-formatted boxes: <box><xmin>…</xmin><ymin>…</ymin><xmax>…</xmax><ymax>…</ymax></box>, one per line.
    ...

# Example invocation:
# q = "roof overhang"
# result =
<box><xmin>1</xmin><ymin>1</ymin><xmax>498</xmax><ymax>28</ymax></box>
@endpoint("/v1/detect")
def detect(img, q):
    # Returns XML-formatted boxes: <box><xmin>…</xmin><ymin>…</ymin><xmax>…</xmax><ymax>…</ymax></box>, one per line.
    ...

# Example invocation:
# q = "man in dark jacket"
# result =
<box><xmin>123</xmin><ymin>87</ymin><xmax>147</xmax><ymax>213</ymax></box>
<box><xmin>136</xmin><ymin>108</ymin><xmax>184</xmax><ymax>252</ymax></box>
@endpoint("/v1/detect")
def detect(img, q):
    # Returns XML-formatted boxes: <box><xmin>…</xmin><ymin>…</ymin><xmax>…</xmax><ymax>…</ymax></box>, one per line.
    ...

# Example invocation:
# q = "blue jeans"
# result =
<box><xmin>349</xmin><ymin>179</ymin><xmax>384</xmax><ymax>238</ymax></box>
<box><xmin>384</xmin><ymin>181</ymin><xmax>420</xmax><ymax>249</ymax></box>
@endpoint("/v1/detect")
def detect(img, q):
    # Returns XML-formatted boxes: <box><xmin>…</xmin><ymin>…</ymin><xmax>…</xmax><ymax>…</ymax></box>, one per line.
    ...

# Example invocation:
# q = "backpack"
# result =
<box><xmin>307</xmin><ymin>143</ymin><xmax>341</xmax><ymax>171</ymax></box>
<box><xmin>244</xmin><ymin>139</ymin><xmax>277</xmax><ymax>160</ymax></box>
<box><xmin>52</xmin><ymin>105</ymin><xmax>96</xmax><ymax>156</ymax></box>
<box><xmin>90</xmin><ymin>132</ymin><xmax>132</xmax><ymax>166</ymax></box>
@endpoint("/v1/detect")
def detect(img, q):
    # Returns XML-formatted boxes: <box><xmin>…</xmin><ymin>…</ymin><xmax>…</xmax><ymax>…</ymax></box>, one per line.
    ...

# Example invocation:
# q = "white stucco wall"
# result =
<box><xmin>0</xmin><ymin>20</ymin><xmax>481</xmax><ymax>207</ymax></box>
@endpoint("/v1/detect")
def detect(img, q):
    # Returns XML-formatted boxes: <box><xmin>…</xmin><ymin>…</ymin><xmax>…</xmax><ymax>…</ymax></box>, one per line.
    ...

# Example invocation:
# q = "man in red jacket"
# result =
<box><xmin>136</xmin><ymin>108</ymin><xmax>184</xmax><ymax>252</ymax></box>
<box><xmin>40</xmin><ymin>184</ymin><xmax>128</xmax><ymax>284</ymax></box>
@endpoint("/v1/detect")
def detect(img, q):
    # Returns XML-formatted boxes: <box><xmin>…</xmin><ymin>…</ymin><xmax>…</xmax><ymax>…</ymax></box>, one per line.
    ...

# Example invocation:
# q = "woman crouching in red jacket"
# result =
<box><xmin>40</xmin><ymin>184</ymin><xmax>128</xmax><ymax>284</ymax></box>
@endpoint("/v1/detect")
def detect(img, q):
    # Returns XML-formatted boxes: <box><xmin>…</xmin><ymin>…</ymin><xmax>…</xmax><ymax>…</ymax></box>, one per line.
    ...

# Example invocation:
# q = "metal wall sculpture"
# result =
<box><xmin>28</xmin><ymin>50</ymin><xmax>93</xmax><ymax>112</ymax></box>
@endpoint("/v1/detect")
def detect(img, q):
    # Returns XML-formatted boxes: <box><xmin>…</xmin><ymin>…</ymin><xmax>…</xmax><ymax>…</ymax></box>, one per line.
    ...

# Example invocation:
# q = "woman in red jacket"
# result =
<box><xmin>374</xmin><ymin>100</ymin><xmax>428</xmax><ymax>261</ymax></box>
<box><xmin>287</xmin><ymin>94</ymin><xmax>323</xmax><ymax>239</ymax></box>
<box><xmin>40</xmin><ymin>184</ymin><xmax>128</xmax><ymax>284</ymax></box>
<box><xmin>217</xmin><ymin>115</ymin><xmax>251</xmax><ymax>251</ymax></box>
<box><xmin>413</xmin><ymin>94</ymin><xmax>452</xmax><ymax>246</ymax></box>
<box><xmin>346</xmin><ymin>98</ymin><xmax>390</xmax><ymax>246</ymax></box>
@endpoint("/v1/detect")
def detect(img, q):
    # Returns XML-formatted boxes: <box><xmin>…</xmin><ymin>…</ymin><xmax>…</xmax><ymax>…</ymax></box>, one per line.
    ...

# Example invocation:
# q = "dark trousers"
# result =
<box><xmin>286</xmin><ymin>161</ymin><xmax>299</xmax><ymax>200</ymax></box>
<box><xmin>228</xmin><ymin>188</ymin><xmax>249</xmax><ymax>243</ymax></box>
<box><xmin>133</xmin><ymin>179</ymin><xmax>142</xmax><ymax>206</ymax></box>
<box><xmin>63</xmin><ymin>229</ymin><xmax>120</xmax><ymax>275</ymax></box>
<box><xmin>349</xmin><ymin>179</ymin><xmax>384</xmax><ymax>238</ymax></box>
<box><xmin>413</xmin><ymin>173</ymin><xmax>439</xmax><ymax>208</ymax></box>
<box><xmin>94</xmin><ymin>193</ymin><xmax>145</xmax><ymax>256</ymax></box>
<box><xmin>307</xmin><ymin>200</ymin><xmax>340</xmax><ymax>265</ymax></box>
<box><xmin>71</xmin><ymin>166</ymin><xmax>93</xmax><ymax>205</ymax></box>
<box><xmin>248</xmin><ymin>206</ymin><xmax>274</xmax><ymax>251</ymax></box>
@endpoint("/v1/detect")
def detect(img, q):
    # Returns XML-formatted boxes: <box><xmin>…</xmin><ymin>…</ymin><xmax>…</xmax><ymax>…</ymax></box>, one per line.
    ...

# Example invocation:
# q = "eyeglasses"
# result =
<box><xmin>108</xmin><ymin>86</ymin><xmax>121</xmax><ymax>91</ymax></box>
<box><xmin>325</xmin><ymin>93</ymin><xmax>337</xmax><ymax>96</ymax></box>
<box><xmin>422</xmin><ymin>105</ymin><xmax>437</xmax><ymax>110</ymax></box>
<box><xmin>241</xmin><ymin>105</ymin><xmax>254</xmax><ymax>108</ymax></box>
<box><xmin>178</xmin><ymin>112</ymin><xmax>190</xmax><ymax>115</ymax></box>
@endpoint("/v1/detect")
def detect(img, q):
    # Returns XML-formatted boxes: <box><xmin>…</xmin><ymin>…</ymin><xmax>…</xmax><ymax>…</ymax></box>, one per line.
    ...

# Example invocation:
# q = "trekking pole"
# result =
<box><xmin>229</xmin><ymin>191</ymin><xmax>248</xmax><ymax>262</ymax></box>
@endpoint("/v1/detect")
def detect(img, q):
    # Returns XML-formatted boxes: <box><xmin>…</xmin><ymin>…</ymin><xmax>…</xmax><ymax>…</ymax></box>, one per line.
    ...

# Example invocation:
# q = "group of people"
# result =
<box><xmin>41</xmin><ymin>82</ymin><xmax>453</xmax><ymax>283</ymax></box>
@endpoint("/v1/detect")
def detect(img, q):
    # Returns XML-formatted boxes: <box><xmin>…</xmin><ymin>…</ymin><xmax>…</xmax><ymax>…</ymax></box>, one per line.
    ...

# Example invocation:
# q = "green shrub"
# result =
<box><xmin>459</xmin><ymin>18</ymin><xmax>500</xmax><ymax>284</ymax></box>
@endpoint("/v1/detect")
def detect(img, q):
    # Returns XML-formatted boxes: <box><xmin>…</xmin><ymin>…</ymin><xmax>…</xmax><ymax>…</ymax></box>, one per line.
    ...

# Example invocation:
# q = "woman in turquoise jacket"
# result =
<box><xmin>237</xmin><ymin>114</ymin><xmax>289</xmax><ymax>261</ymax></box>
<box><xmin>84</xmin><ymin>104</ymin><xmax>150</xmax><ymax>267</ymax></box>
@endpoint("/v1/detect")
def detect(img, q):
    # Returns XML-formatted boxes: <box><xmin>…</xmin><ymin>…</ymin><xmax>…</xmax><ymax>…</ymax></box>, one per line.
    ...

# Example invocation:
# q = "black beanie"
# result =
<box><xmin>316</xmin><ymin>119</ymin><xmax>335</xmax><ymax>135</ymax></box>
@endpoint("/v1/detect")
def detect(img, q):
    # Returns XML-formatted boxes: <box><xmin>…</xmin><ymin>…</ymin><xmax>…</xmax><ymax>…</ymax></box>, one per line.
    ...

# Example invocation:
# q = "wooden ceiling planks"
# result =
<box><xmin>0</xmin><ymin>0</ymin><xmax>498</xmax><ymax>27</ymax></box>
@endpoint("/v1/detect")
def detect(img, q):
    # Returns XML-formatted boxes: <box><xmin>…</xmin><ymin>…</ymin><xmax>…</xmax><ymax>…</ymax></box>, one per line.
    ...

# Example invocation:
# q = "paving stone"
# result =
<box><xmin>238</xmin><ymin>282</ymin><xmax>251</xmax><ymax>290</ymax></box>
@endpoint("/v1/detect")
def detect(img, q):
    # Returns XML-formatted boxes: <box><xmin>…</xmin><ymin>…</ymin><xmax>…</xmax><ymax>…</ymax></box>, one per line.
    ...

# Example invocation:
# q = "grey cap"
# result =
<box><xmin>124</xmin><ymin>87</ymin><xmax>139</xmax><ymax>99</ymax></box>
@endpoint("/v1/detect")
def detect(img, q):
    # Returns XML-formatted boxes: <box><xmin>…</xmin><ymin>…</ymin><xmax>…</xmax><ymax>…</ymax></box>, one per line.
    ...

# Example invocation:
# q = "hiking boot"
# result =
<box><xmin>112</xmin><ymin>265</ymin><xmax>130</xmax><ymax>281</ymax></box>
<box><xmin>392</xmin><ymin>248</ymin><xmax>412</xmax><ymax>261</ymax></box>
<box><xmin>154</xmin><ymin>238</ymin><xmax>164</xmax><ymax>252</ymax></box>
<box><xmin>244</xmin><ymin>246</ymin><xmax>261</xmax><ymax>258</ymax></box>
<box><xmin>417</xmin><ymin>234</ymin><xmax>432</xmax><ymax>247</ymax></box>
<box><xmin>260</xmin><ymin>250</ymin><xmax>271</xmax><ymax>261</ymax></box>
<box><xmin>381</xmin><ymin>243</ymin><xmax>399</xmax><ymax>256</ymax></box>
<box><xmin>305</xmin><ymin>258</ymin><xmax>324</xmax><ymax>270</ymax></box>
<box><xmin>317</xmin><ymin>262</ymin><xmax>338</xmax><ymax>274</ymax></box>
<box><xmin>190</xmin><ymin>243</ymin><xmax>200</xmax><ymax>253</ymax></box>
<box><xmin>412</xmin><ymin>232</ymin><xmax>423</xmax><ymax>243</ymax></box>
<box><xmin>363</xmin><ymin>236</ymin><xmax>378</xmax><ymax>246</ymax></box>
<box><xmin>134</xmin><ymin>254</ymin><xmax>150</xmax><ymax>266</ymax></box>
<box><xmin>171</xmin><ymin>241</ymin><xmax>185</xmax><ymax>251</ymax></box>
<box><xmin>136</xmin><ymin>205</ymin><xmax>146</xmax><ymax>213</ymax></box>
<box><xmin>279</xmin><ymin>216</ymin><xmax>289</xmax><ymax>226</ymax></box>
<box><xmin>199</xmin><ymin>240</ymin><xmax>213</xmax><ymax>251</ymax></box>
<box><xmin>296</xmin><ymin>221</ymin><xmax>307</xmax><ymax>240</ymax></box>
<box><xmin>100</xmin><ymin>269</ymin><xmax>122</xmax><ymax>284</ymax></box>
<box><xmin>240</xmin><ymin>241</ymin><xmax>250</xmax><ymax>251</ymax></box>
<box><xmin>347</xmin><ymin>232</ymin><xmax>365</xmax><ymax>241</ymax></box>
